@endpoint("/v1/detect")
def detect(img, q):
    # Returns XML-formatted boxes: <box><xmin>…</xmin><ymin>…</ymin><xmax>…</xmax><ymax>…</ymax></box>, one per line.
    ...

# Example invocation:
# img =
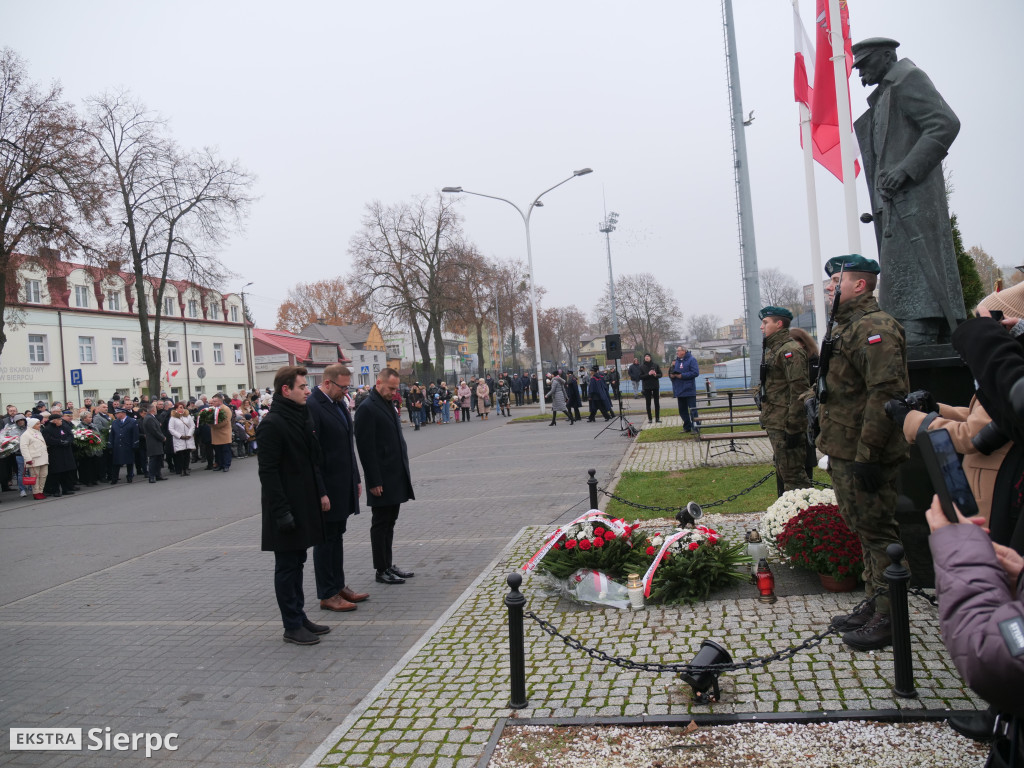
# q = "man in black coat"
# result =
<box><xmin>109</xmin><ymin>408</ymin><xmax>139</xmax><ymax>484</ymax></box>
<box><xmin>257</xmin><ymin>365</ymin><xmax>330</xmax><ymax>646</ymax></box>
<box><xmin>42</xmin><ymin>412</ymin><xmax>77</xmax><ymax>496</ymax></box>
<box><xmin>142</xmin><ymin>403</ymin><xmax>167</xmax><ymax>483</ymax></box>
<box><xmin>308</xmin><ymin>364</ymin><xmax>368</xmax><ymax>612</ymax></box>
<box><xmin>354</xmin><ymin>367</ymin><xmax>415</xmax><ymax>585</ymax></box>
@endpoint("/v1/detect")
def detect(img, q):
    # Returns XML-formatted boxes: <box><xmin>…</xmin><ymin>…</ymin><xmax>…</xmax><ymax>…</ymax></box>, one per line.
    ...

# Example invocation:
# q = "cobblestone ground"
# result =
<box><xmin>624</xmin><ymin>415</ymin><xmax>773</xmax><ymax>472</ymax></box>
<box><xmin>312</xmin><ymin>513</ymin><xmax>982</xmax><ymax>768</ymax></box>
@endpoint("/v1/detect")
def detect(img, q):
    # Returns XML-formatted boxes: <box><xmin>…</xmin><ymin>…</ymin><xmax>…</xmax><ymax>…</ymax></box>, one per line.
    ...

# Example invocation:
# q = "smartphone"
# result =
<box><xmin>917</xmin><ymin>427</ymin><xmax>980</xmax><ymax>523</ymax></box>
<box><xmin>990</xmin><ymin>309</ymin><xmax>1005</xmax><ymax>323</ymax></box>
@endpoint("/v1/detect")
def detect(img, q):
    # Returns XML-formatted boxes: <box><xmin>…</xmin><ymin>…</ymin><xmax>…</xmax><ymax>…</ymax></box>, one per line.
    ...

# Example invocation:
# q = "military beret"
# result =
<box><xmin>851</xmin><ymin>37</ymin><xmax>900</xmax><ymax>67</ymax></box>
<box><xmin>758</xmin><ymin>306</ymin><xmax>793</xmax><ymax>321</ymax></box>
<box><xmin>825</xmin><ymin>254</ymin><xmax>880</xmax><ymax>276</ymax></box>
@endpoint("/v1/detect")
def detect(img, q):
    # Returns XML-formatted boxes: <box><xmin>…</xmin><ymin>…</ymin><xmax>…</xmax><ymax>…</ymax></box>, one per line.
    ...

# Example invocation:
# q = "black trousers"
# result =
<box><xmin>174</xmin><ymin>450</ymin><xmax>191</xmax><ymax>474</ymax></box>
<box><xmin>112</xmin><ymin>463</ymin><xmax>135</xmax><ymax>481</ymax></box>
<box><xmin>370</xmin><ymin>504</ymin><xmax>401</xmax><ymax>572</ymax></box>
<box><xmin>147</xmin><ymin>454</ymin><xmax>164</xmax><ymax>480</ymax></box>
<box><xmin>514</xmin><ymin>390</ymin><xmax>524</xmax><ymax>406</ymax></box>
<box><xmin>644</xmin><ymin>390</ymin><xmax>661</xmax><ymax>420</ymax></box>
<box><xmin>274</xmin><ymin>549</ymin><xmax>308</xmax><ymax>630</ymax></box>
<box><xmin>313</xmin><ymin>518</ymin><xmax>348</xmax><ymax>600</ymax></box>
<box><xmin>214</xmin><ymin>443</ymin><xmax>232</xmax><ymax>470</ymax></box>
<box><xmin>676</xmin><ymin>395</ymin><xmax>696</xmax><ymax>430</ymax></box>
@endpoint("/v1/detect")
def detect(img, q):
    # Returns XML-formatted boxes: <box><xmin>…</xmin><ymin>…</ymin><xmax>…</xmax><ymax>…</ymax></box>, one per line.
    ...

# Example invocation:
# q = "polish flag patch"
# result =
<box><xmin>784</xmin><ymin>352</ymin><xmax>793</xmax><ymax>358</ymax></box>
<box><xmin>868</xmin><ymin>334</ymin><xmax>882</xmax><ymax>344</ymax></box>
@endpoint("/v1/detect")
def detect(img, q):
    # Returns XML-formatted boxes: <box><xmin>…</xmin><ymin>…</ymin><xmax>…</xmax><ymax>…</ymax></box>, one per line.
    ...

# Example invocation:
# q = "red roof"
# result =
<box><xmin>252</xmin><ymin>328</ymin><xmax>352</xmax><ymax>365</ymax></box>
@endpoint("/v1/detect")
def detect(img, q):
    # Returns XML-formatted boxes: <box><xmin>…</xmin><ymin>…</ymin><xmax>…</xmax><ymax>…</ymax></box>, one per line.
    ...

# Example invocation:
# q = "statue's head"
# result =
<box><xmin>852</xmin><ymin>37</ymin><xmax>900</xmax><ymax>86</ymax></box>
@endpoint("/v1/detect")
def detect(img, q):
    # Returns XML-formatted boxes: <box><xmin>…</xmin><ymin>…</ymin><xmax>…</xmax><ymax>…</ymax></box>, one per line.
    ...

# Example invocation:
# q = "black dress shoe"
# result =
<box><xmin>149</xmin><ymin>478</ymin><xmax>156</xmax><ymax>484</ymax></box>
<box><xmin>389</xmin><ymin>565</ymin><xmax>415</xmax><ymax>579</ymax></box>
<box><xmin>947</xmin><ymin>708</ymin><xmax>997</xmax><ymax>742</ymax></box>
<box><xmin>302</xmin><ymin>618</ymin><xmax>332</xmax><ymax>636</ymax></box>
<box><xmin>282</xmin><ymin>626</ymin><xmax>321</xmax><ymax>645</ymax></box>
<box><xmin>375</xmin><ymin>569</ymin><xmax>405</xmax><ymax>584</ymax></box>
<box><xmin>126</xmin><ymin>476</ymin><xmax>133</xmax><ymax>483</ymax></box>
<box><xmin>110</xmin><ymin>479</ymin><xmax>119</xmax><ymax>485</ymax></box>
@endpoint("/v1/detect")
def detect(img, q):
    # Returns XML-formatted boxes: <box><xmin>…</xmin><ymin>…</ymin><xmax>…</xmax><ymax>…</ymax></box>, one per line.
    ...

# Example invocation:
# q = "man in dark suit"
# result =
<box><xmin>308</xmin><ymin>364</ymin><xmax>368</xmax><ymax>612</ymax></box>
<box><xmin>354</xmin><ymin>367</ymin><xmax>415</xmax><ymax>585</ymax></box>
<box><xmin>142</xmin><ymin>403</ymin><xmax>167</xmax><ymax>483</ymax></box>
<box><xmin>258</xmin><ymin>365</ymin><xmax>331</xmax><ymax>646</ymax></box>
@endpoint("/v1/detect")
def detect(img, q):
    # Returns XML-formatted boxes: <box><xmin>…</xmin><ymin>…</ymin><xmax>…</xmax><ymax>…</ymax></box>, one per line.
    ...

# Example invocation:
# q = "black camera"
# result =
<box><xmin>903</xmin><ymin>389</ymin><xmax>938</xmax><ymax>413</ymax></box>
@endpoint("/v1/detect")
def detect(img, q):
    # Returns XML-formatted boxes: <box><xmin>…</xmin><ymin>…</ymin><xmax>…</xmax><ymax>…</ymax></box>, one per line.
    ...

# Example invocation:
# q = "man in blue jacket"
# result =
<box><xmin>669</xmin><ymin>345</ymin><xmax>700</xmax><ymax>432</ymax></box>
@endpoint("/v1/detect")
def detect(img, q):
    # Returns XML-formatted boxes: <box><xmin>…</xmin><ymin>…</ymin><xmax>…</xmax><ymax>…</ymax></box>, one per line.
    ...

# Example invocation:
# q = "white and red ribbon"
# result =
<box><xmin>522</xmin><ymin>510</ymin><xmax>630</xmax><ymax>572</ymax></box>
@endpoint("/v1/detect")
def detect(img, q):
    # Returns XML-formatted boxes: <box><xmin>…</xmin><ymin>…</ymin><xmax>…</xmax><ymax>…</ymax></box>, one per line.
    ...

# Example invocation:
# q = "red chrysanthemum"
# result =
<box><xmin>645</xmin><ymin>546</ymin><xmax>655</xmax><ymax>556</ymax></box>
<box><xmin>593</xmin><ymin>537</ymin><xmax>605</xmax><ymax>548</ymax></box>
<box><xmin>579</xmin><ymin>539</ymin><xmax>591</xmax><ymax>551</ymax></box>
<box><xmin>565</xmin><ymin>539</ymin><xmax>577</xmax><ymax>550</ymax></box>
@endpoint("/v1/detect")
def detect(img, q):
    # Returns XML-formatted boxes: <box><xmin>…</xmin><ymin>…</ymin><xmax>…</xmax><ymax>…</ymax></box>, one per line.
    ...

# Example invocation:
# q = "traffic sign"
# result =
<box><xmin>196</xmin><ymin>367</ymin><xmax>207</xmax><ymax>380</ymax></box>
<box><xmin>70</xmin><ymin>369</ymin><xmax>83</xmax><ymax>386</ymax></box>
<box><xmin>361</xmin><ymin>366</ymin><xmax>369</xmax><ymax>374</ymax></box>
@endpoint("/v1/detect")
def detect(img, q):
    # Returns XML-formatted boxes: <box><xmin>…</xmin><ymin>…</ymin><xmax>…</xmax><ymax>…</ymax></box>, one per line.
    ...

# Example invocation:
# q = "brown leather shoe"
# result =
<box><xmin>338</xmin><ymin>586</ymin><xmax>369</xmax><ymax>603</ymax></box>
<box><xmin>320</xmin><ymin>594</ymin><xmax>356</xmax><ymax>612</ymax></box>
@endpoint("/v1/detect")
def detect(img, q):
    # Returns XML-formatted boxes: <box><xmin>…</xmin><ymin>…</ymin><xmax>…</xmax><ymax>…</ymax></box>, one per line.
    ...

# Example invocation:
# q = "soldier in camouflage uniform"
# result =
<box><xmin>816</xmin><ymin>255</ymin><xmax>910</xmax><ymax>651</ymax></box>
<box><xmin>758</xmin><ymin>306</ymin><xmax>812</xmax><ymax>492</ymax></box>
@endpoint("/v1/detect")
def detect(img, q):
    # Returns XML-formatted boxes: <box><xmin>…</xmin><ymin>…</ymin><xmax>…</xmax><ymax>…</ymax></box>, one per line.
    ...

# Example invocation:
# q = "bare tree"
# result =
<box><xmin>275</xmin><ymin>277</ymin><xmax>369</xmax><ymax>333</ymax></box>
<box><xmin>688</xmin><ymin>313</ymin><xmax>721</xmax><ymax>342</ymax></box>
<box><xmin>596</xmin><ymin>272</ymin><xmax>681</xmax><ymax>360</ymax></box>
<box><xmin>86</xmin><ymin>91</ymin><xmax>255</xmax><ymax>395</ymax></box>
<box><xmin>969</xmin><ymin>246</ymin><xmax>1000</xmax><ymax>294</ymax></box>
<box><xmin>0</xmin><ymin>48</ymin><xmax>104</xmax><ymax>356</ymax></box>
<box><xmin>548</xmin><ymin>305</ymin><xmax>588</xmax><ymax>370</ymax></box>
<box><xmin>348</xmin><ymin>194</ymin><xmax>463</xmax><ymax>380</ymax></box>
<box><xmin>450</xmin><ymin>245</ymin><xmax>498</xmax><ymax>377</ymax></box>
<box><xmin>759</xmin><ymin>267</ymin><xmax>802</xmax><ymax>311</ymax></box>
<box><xmin>490</xmin><ymin>259</ymin><xmax>531</xmax><ymax>370</ymax></box>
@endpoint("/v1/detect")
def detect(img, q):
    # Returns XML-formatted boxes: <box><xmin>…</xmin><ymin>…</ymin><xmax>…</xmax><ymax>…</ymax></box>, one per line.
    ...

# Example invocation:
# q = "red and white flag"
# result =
<box><xmin>793</xmin><ymin>0</ymin><xmax>859</xmax><ymax>181</ymax></box>
<box><xmin>165</xmin><ymin>369</ymin><xmax>178</xmax><ymax>383</ymax></box>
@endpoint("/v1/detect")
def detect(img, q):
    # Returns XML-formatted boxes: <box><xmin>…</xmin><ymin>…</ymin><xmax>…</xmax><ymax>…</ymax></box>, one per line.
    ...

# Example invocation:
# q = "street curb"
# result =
<box><xmin>298</xmin><ymin>525</ymin><xmax>535</xmax><ymax>768</ymax></box>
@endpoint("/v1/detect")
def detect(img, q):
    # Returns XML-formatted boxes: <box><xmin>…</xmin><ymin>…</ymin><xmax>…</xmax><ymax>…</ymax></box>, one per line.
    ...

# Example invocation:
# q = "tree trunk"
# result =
<box><xmin>475</xmin><ymin>321</ymin><xmax>485</xmax><ymax>378</ymax></box>
<box><xmin>431</xmin><ymin>322</ymin><xmax>446</xmax><ymax>384</ymax></box>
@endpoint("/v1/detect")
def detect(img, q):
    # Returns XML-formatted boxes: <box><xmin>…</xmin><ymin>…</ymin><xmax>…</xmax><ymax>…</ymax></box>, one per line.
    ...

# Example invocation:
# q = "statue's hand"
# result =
<box><xmin>877</xmin><ymin>168</ymin><xmax>909</xmax><ymax>199</ymax></box>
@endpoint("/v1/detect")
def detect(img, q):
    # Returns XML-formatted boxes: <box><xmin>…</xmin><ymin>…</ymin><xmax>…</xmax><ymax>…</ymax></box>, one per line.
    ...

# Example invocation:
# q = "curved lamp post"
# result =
<box><xmin>443</xmin><ymin>168</ymin><xmax>593</xmax><ymax>414</ymax></box>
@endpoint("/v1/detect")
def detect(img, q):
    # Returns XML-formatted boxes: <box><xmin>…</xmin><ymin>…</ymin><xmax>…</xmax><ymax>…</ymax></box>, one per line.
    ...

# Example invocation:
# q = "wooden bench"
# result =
<box><xmin>697</xmin><ymin>428</ymin><xmax>768</xmax><ymax>465</ymax></box>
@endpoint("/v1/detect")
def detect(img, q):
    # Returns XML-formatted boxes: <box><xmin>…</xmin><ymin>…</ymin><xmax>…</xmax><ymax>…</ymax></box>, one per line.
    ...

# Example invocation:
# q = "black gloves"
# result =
<box><xmin>851</xmin><ymin>461</ymin><xmax>883</xmax><ymax>493</ymax></box>
<box><xmin>784</xmin><ymin>432</ymin><xmax>803</xmax><ymax>449</ymax></box>
<box><xmin>276</xmin><ymin>511</ymin><xmax>296</xmax><ymax>533</ymax></box>
<box><xmin>884</xmin><ymin>398</ymin><xmax>912</xmax><ymax>427</ymax></box>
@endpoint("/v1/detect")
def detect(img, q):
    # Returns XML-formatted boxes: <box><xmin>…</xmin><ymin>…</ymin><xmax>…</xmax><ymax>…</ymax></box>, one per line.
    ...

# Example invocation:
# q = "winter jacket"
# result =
<box><xmin>476</xmin><ymin>382</ymin><xmax>491</xmax><ymax>414</ymax></box>
<box><xmin>627</xmin><ymin>362</ymin><xmax>643</xmax><ymax>383</ymax></box>
<box><xmin>142</xmin><ymin>414</ymin><xmax>166</xmax><ymax>457</ymax></box>
<box><xmin>547</xmin><ymin>376</ymin><xmax>568</xmax><ymax>411</ymax></box>
<box><xmin>640</xmin><ymin>360</ymin><xmax>662</xmax><ymax>393</ymax></box>
<box><xmin>458</xmin><ymin>383</ymin><xmax>472</xmax><ymax>404</ymax></box>
<box><xmin>42</xmin><ymin>421</ymin><xmax>76</xmax><ymax>473</ymax></box>
<box><xmin>209</xmin><ymin>405</ymin><xmax>234</xmax><ymax>446</ymax></box>
<box><xmin>108</xmin><ymin>416</ymin><xmax>139</xmax><ymax>465</ymax></box>
<box><xmin>566</xmin><ymin>375</ymin><xmax>582</xmax><ymax>408</ymax></box>
<box><xmin>168</xmin><ymin>413</ymin><xmax>197</xmax><ymax>452</ymax></box>
<box><xmin>354</xmin><ymin>388</ymin><xmax>414</xmax><ymax>508</ymax></box>
<box><xmin>930</xmin><ymin>523</ymin><xmax>1024</xmax><ymax>715</ymax></box>
<box><xmin>19</xmin><ymin>423</ymin><xmax>48</xmax><ymax>468</ymax></box>
<box><xmin>669</xmin><ymin>351</ymin><xmax>700</xmax><ymax>398</ymax></box>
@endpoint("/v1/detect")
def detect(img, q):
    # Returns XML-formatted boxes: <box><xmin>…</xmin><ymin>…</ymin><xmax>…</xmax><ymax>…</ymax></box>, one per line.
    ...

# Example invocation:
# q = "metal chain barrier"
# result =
<box><xmin>597</xmin><ymin>469</ymin><xmax>777</xmax><ymax>513</ymax></box>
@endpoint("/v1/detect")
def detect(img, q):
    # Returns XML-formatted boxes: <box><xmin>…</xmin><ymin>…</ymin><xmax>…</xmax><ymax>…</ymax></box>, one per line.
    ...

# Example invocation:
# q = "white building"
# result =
<box><xmin>0</xmin><ymin>255</ymin><xmax>252</xmax><ymax>407</ymax></box>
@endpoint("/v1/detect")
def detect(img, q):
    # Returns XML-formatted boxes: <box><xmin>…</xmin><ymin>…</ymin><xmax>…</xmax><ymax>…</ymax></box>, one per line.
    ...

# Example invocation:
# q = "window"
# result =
<box><xmin>115</xmin><ymin>388</ymin><xmax>129</xmax><ymax>399</ymax></box>
<box><xmin>187</xmin><ymin>299</ymin><xmax>199</xmax><ymax>318</ymax></box>
<box><xmin>209</xmin><ymin>301</ymin><xmax>219</xmax><ymax>321</ymax></box>
<box><xmin>84</xmin><ymin>389</ymin><xmax>99</xmax><ymax>402</ymax></box>
<box><xmin>25</xmin><ymin>279</ymin><xmax>41</xmax><ymax>303</ymax></box>
<box><xmin>234</xmin><ymin>344</ymin><xmax>243</xmax><ymax>364</ymax></box>
<box><xmin>213</xmin><ymin>343</ymin><xmax>224</xmax><ymax>364</ymax></box>
<box><xmin>191</xmin><ymin>341</ymin><xmax>203</xmax><ymax>364</ymax></box>
<box><xmin>33</xmin><ymin>391</ymin><xmax>52</xmax><ymax>404</ymax></box>
<box><xmin>230</xmin><ymin>305</ymin><xmax>239</xmax><ymax>322</ymax></box>
<box><xmin>78</xmin><ymin>336</ymin><xmax>95</xmax><ymax>364</ymax></box>
<box><xmin>74</xmin><ymin>285</ymin><xmax>90</xmax><ymax>308</ymax></box>
<box><xmin>194</xmin><ymin>385</ymin><xmax>204</xmax><ymax>395</ymax></box>
<box><xmin>360</xmin><ymin>354</ymin><xmax>365</xmax><ymax>362</ymax></box>
<box><xmin>111</xmin><ymin>337</ymin><xmax>127</xmax><ymax>364</ymax></box>
<box><xmin>171</xmin><ymin>387</ymin><xmax>182</xmax><ymax>400</ymax></box>
<box><xmin>238</xmin><ymin>383</ymin><xmax>246</xmax><ymax>392</ymax></box>
<box><xmin>167</xmin><ymin>341</ymin><xmax>180</xmax><ymax>364</ymax></box>
<box><xmin>106</xmin><ymin>290</ymin><xmax>121</xmax><ymax>311</ymax></box>
<box><xmin>164</xmin><ymin>296</ymin><xmax>175</xmax><ymax>316</ymax></box>
<box><xmin>28</xmin><ymin>334</ymin><xmax>47</xmax><ymax>364</ymax></box>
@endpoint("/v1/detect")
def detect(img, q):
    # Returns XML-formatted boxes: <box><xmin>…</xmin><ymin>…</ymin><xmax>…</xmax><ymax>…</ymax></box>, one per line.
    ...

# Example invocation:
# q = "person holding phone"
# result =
<box><xmin>817</xmin><ymin>255</ymin><xmax>911</xmax><ymax>652</ymax></box>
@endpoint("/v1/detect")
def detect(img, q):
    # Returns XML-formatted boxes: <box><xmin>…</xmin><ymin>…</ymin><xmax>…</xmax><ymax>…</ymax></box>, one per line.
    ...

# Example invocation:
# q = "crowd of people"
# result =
<box><xmin>0</xmin><ymin>390</ymin><xmax>271</xmax><ymax>499</ymax></box>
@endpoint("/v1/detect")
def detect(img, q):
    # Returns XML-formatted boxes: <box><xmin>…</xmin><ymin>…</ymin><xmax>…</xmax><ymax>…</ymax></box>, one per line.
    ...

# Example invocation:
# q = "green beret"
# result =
<box><xmin>758</xmin><ymin>306</ymin><xmax>793</xmax><ymax>321</ymax></box>
<box><xmin>824</xmin><ymin>254</ymin><xmax>880</xmax><ymax>276</ymax></box>
<box><xmin>851</xmin><ymin>37</ymin><xmax>900</xmax><ymax>67</ymax></box>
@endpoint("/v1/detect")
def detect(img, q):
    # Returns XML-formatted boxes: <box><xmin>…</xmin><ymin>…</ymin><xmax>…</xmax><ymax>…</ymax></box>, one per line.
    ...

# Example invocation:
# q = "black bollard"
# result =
<box><xmin>885</xmin><ymin>543</ymin><xmax>918</xmax><ymax>698</ymax></box>
<box><xmin>505</xmin><ymin>572</ymin><xmax>528</xmax><ymax>709</ymax></box>
<box><xmin>588</xmin><ymin>468</ymin><xmax>598</xmax><ymax>509</ymax></box>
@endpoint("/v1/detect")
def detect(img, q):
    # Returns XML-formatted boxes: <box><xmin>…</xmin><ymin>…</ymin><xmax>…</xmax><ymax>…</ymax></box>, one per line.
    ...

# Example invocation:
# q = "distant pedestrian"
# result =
<box><xmin>142</xmin><ymin>403</ymin><xmax>167</xmax><ymax>483</ymax></box>
<box><xmin>458</xmin><ymin>380</ymin><xmax>472</xmax><ymax>422</ymax></box>
<box><xmin>19</xmin><ymin>418</ymin><xmax>49</xmax><ymax>500</ymax></box>
<box><xmin>258</xmin><ymin>365</ymin><xmax>331</xmax><ymax>646</ymax></box>
<box><xmin>669</xmin><ymin>345</ymin><xmax>700</xmax><ymax>432</ymax></box>
<box><xmin>209</xmin><ymin>393</ymin><xmax>233</xmax><ymax>473</ymax></box>
<box><xmin>168</xmin><ymin>403</ymin><xmax>196</xmax><ymax>476</ymax></box>
<box><xmin>476</xmin><ymin>379</ymin><xmax>491</xmax><ymax>420</ymax></box>
<box><xmin>640</xmin><ymin>354</ymin><xmax>662</xmax><ymax>423</ymax></box>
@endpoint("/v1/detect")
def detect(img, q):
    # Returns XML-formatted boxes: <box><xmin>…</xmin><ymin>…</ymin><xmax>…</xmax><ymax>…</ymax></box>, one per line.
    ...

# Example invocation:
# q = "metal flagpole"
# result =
<box><xmin>828</xmin><ymin>0</ymin><xmax>861</xmax><ymax>255</ymax></box>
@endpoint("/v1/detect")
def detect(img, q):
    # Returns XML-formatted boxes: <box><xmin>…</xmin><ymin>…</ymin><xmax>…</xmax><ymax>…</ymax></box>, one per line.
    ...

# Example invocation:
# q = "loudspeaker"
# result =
<box><xmin>605</xmin><ymin>334</ymin><xmax>622</xmax><ymax>360</ymax></box>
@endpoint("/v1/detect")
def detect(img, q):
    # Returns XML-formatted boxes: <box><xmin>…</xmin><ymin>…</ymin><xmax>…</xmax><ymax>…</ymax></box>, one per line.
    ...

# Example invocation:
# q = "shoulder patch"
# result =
<box><xmin>999</xmin><ymin>616</ymin><xmax>1024</xmax><ymax>657</ymax></box>
<box><xmin>868</xmin><ymin>334</ymin><xmax>882</xmax><ymax>344</ymax></box>
<box><xmin>784</xmin><ymin>352</ymin><xmax>793</xmax><ymax>358</ymax></box>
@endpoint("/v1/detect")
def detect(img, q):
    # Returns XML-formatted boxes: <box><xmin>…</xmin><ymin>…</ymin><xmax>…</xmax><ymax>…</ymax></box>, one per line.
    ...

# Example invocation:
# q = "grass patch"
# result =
<box><xmin>603</xmin><ymin>464</ymin><xmax>831</xmax><ymax>519</ymax></box>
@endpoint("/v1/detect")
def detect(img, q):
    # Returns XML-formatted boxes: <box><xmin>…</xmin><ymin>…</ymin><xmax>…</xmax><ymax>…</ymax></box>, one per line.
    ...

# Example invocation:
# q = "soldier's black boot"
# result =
<box><xmin>946</xmin><ymin>707</ymin><xmax>997</xmax><ymax>743</ymax></box>
<box><xmin>842</xmin><ymin>611</ymin><xmax>891</xmax><ymax>651</ymax></box>
<box><xmin>831</xmin><ymin>602</ymin><xmax>873</xmax><ymax>632</ymax></box>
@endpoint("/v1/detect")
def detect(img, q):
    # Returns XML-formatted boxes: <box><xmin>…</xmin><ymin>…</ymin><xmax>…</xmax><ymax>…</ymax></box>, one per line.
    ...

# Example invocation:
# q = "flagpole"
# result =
<box><xmin>828</xmin><ymin>0</ymin><xmax>861</xmax><ymax>255</ymax></box>
<box><xmin>799</xmin><ymin>102</ymin><xmax>827</xmax><ymax>341</ymax></box>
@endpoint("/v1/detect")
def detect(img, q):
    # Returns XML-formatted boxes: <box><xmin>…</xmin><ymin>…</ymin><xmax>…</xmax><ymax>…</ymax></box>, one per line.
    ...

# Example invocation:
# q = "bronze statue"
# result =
<box><xmin>852</xmin><ymin>37</ymin><xmax>967</xmax><ymax>345</ymax></box>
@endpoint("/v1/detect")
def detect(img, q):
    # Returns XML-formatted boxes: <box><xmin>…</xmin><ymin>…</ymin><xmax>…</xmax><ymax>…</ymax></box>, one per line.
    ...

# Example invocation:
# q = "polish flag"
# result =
<box><xmin>793</xmin><ymin>0</ymin><xmax>860</xmax><ymax>181</ymax></box>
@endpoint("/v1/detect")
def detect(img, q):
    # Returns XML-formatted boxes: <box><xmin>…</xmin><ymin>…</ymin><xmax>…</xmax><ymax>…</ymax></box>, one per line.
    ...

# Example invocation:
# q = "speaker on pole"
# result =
<box><xmin>605</xmin><ymin>334</ymin><xmax>622</xmax><ymax>360</ymax></box>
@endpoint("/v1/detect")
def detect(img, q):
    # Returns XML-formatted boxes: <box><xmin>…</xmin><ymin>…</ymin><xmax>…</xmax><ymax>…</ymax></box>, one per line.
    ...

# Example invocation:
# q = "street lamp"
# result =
<box><xmin>443</xmin><ymin>168</ymin><xmax>593</xmax><ymax>414</ymax></box>
<box><xmin>239</xmin><ymin>282</ymin><xmax>255</xmax><ymax>390</ymax></box>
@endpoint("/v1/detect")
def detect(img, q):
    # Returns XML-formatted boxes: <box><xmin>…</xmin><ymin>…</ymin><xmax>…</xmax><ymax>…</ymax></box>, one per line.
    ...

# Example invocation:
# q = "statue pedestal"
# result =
<box><xmin>895</xmin><ymin>345</ymin><xmax>974</xmax><ymax>588</ymax></box>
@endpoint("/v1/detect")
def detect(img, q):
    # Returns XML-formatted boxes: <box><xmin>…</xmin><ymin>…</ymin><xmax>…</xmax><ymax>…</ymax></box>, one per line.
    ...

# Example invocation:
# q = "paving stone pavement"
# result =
<box><xmin>0</xmin><ymin>416</ymin><xmax>629</xmax><ymax>768</ymax></box>
<box><xmin>624</xmin><ymin>415</ymin><xmax>774</xmax><ymax>472</ymax></box>
<box><xmin>310</xmin><ymin>513</ymin><xmax>983</xmax><ymax>768</ymax></box>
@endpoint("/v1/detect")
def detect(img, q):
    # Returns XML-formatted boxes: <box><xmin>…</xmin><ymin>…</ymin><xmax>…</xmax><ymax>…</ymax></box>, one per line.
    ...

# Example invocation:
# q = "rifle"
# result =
<box><xmin>816</xmin><ymin>260</ymin><xmax>846</xmax><ymax>404</ymax></box>
<box><xmin>755</xmin><ymin>336</ymin><xmax>767</xmax><ymax>410</ymax></box>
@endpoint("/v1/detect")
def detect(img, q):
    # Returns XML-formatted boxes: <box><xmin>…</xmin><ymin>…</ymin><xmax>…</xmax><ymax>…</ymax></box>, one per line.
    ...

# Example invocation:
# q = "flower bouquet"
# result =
<box><xmin>775</xmin><ymin>503</ymin><xmax>863</xmax><ymax>582</ymax></box>
<box><xmin>627</xmin><ymin>525</ymin><xmax>750</xmax><ymax>604</ymax></box>
<box><xmin>759</xmin><ymin>486</ymin><xmax>837</xmax><ymax>554</ymax></box>
<box><xmin>72</xmin><ymin>427</ymin><xmax>105</xmax><ymax>457</ymax></box>
<box><xmin>526</xmin><ymin>511</ymin><xmax>644</xmax><ymax>582</ymax></box>
<box><xmin>0</xmin><ymin>434</ymin><xmax>20</xmax><ymax>458</ymax></box>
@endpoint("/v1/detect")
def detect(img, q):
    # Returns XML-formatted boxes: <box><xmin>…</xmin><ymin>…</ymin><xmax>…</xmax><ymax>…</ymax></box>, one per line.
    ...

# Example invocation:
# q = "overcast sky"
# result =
<box><xmin>7</xmin><ymin>1</ymin><xmax>1022</xmax><ymax>333</ymax></box>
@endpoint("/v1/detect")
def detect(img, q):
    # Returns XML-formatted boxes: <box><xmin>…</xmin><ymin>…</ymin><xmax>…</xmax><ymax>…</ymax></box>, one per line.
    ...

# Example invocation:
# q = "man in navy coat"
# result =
<box><xmin>354</xmin><ymin>368</ymin><xmax>415</xmax><ymax>585</ymax></box>
<box><xmin>308</xmin><ymin>364</ymin><xmax>368</xmax><ymax>611</ymax></box>
<box><xmin>669</xmin><ymin>345</ymin><xmax>701</xmax><ymax>432</ymax></box>
<box><xmin>109</xmin><ymin>408</ymin><xmax>139</xmax><ymax>484</ymax></box>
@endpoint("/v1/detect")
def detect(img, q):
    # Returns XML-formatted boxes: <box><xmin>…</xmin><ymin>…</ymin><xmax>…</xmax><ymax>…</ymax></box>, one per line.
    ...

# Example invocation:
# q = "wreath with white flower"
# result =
<box><xmin>759</xmin><ymin>486</ymin><xmax>837</xmax><ymax>553</ymax></box>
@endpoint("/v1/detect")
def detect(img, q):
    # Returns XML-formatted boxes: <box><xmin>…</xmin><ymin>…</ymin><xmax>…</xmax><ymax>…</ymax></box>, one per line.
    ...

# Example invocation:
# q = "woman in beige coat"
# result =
<box><xmin>19</xmin><ymin>418</ymin><xmax>49</xmax><ymax>500</ymax></box>
<box><xmin>476</xmin><ymin>380</ymin><xmax>491</xmax><ymax>420</ymax></box>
